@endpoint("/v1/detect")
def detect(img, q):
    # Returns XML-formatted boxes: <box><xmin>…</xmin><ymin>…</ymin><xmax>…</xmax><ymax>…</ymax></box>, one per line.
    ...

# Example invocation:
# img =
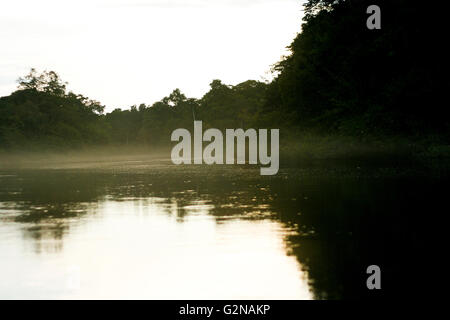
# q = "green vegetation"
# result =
<box><xmin>1</xmin><ymin>0</ymin><xmax>448</xmax><ymax>161</ymax></box>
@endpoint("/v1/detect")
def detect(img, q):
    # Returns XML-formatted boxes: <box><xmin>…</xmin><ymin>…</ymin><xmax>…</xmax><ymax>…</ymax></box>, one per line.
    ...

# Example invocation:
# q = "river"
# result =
<box><xmin>0</xmin><ymin>158</ymin><xmax>446</xmax><ymax>299</ymax></box>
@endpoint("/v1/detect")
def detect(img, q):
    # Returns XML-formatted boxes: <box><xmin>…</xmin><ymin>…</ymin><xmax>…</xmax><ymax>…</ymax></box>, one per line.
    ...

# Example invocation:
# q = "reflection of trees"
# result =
<box><xmin>23</xmin><ymin>224</ymin><xmax>65</xmax><ymax>254</ymax></box>
<box><xmin>0</xmin><ymin>170</ymin><xmax>103</xmax><ymax>253</ymax></box>
<box><xmin>267</xmin><ymin>168</ymin><xmax>444</xmax><ymax>300</ymax></box>
<box><xmin>2</xmin><ymin>166</ymin><xmax>277</xmax><ymax>251</ymax></box>
<box><xmin>1</xmin><ymin>165</ymin><xmax>441</xmax><ymax>298</ymax></box>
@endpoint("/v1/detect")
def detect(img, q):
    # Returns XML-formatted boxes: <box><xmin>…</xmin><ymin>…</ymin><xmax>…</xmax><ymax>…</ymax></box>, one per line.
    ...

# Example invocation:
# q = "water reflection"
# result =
<box><xmin>0</xmin><ymin>162</ymin><xmax>447</xmax><ymax>299</ymax></box>
<box><xmin>0</xmin><ymin>167</ymin><xmax>313</xmax><ymax>299</ymax></box>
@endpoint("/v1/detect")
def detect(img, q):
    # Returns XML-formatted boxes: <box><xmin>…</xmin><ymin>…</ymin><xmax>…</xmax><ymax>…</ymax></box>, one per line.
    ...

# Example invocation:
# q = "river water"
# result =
<box><xmin>0</xmin><ymin>158</ymin><xmax>446</xmax><ymax>299</ymax></box>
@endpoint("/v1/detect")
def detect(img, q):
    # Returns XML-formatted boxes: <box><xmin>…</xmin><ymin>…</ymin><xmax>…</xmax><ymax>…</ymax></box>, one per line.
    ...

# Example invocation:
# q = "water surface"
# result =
<box><xmin>0</xmin><ymin>159</ymin><xmax>446</xmax><ymax>299</ymax></box>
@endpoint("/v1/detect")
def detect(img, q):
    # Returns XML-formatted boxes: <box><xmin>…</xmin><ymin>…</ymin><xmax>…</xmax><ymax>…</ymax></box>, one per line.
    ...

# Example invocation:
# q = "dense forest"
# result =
<box><xmin>1</xmin><ymin>0</ymin><xmax>449</xmax><ymax>157</ymax></box>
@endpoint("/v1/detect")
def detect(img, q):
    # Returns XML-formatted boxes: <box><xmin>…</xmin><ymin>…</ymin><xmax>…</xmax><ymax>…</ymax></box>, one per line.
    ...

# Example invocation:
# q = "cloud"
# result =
<box><xmin>103</xmin><ymin>0</ymin><xmax>297</xmax><ymax>9</ymax></box>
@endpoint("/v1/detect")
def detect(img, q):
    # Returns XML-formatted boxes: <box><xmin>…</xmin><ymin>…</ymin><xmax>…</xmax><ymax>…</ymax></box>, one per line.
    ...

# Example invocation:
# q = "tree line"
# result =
<box><xmin>1</xmin><ymin>0</ymin><xmax>448</xmax><ymax>151</ymax></box>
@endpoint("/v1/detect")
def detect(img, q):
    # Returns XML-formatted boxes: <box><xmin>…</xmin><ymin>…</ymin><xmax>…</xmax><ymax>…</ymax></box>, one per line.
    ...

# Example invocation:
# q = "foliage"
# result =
<box><xmin>1</xmin><ymin>0</ymin><xmax>449</xmax><ymax>151</ymax></box>
<box><xmin>0</xmin><ymin>70</ymin><xmax>106</xmax><ymax>149</ymax></box>
<box><xmin>267</xmin><ymin>0</ymin><xmax>449</xmax><ymax>139</ymax></box>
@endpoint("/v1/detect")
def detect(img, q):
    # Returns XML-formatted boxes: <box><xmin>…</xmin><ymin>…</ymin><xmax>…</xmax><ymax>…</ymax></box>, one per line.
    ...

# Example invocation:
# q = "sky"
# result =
<box><xmin>0</xmin><ymin>0</ymin><xmax>304</xmax><ymax>111</ymax></box>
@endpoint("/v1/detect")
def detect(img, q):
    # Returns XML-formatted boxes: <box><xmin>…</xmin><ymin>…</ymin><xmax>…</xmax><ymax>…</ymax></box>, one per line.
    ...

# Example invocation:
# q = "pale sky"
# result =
<box><xmin>0</xmin><ymin>0</ymin><xmax>304</xmax><ymax>111</ymax></box>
